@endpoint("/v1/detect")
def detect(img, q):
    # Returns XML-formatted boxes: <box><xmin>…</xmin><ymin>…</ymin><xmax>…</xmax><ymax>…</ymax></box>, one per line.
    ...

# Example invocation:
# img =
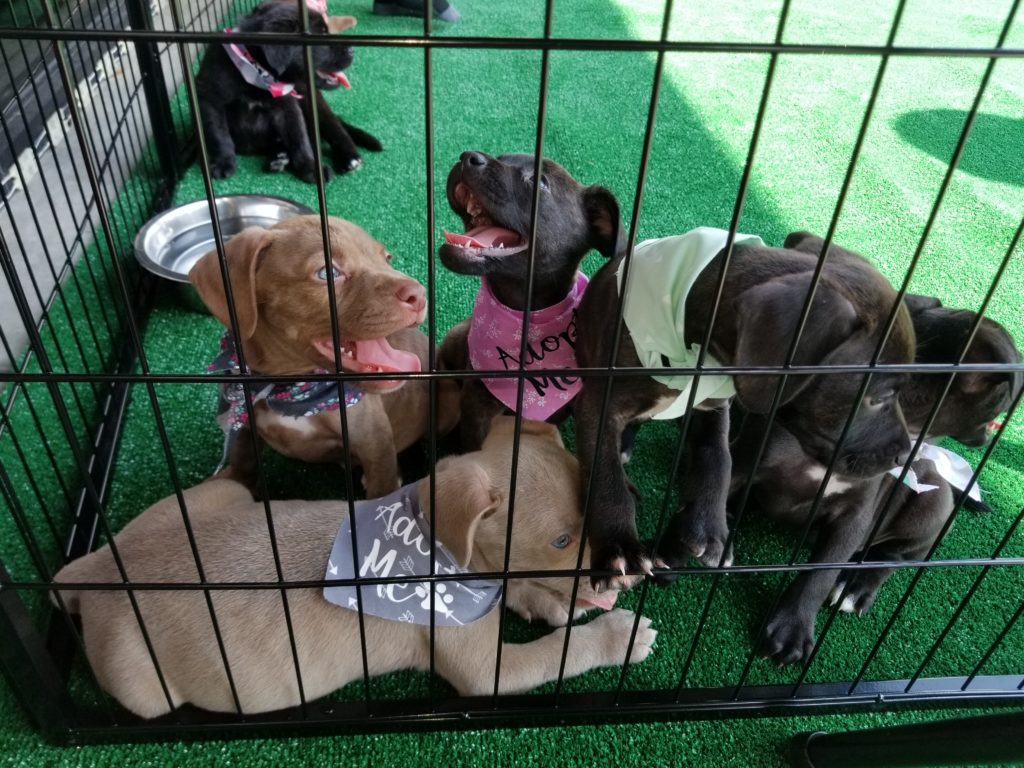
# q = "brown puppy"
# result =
<box><xmin>190</xmin><ymin>215</ymin><xmax>458</xmax><ymax>496</ymax></box>
<box><xmin>53</xmin><ymin>418</ymin><xmax>656</xmax><ymax>718</ymax></box>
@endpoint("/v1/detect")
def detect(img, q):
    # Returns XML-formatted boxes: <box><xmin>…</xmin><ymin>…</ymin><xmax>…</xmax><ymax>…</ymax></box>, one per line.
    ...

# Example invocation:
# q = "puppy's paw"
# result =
<box><xmin>505</xmin><ymin>582</ymin><xmax>571</xmax><ymax>627</ymax></box>
<box><xmin>828</xmin><ymin>572</ymin><xmax>883</xmax><ymax>616</ymax></box>
<box><xmin>674</xmin><ymin>512</ymin><xmax>731</xmax><ymax>569</ymax></box>
<box><xmin>333</xmin><ymin>154</ymin><xmax>364</xmax><ymax>174</ymax></box>
<box><xmin>590</xmin><ymin>539</ymin><xmax>652</xmax><ymax>593</ymax></box>
<box><xmin>210</xmin><ymin>155</ymin><xmax>237</xmax><ymax>179</ymax></box>
<box><xmin>590</xmin><ymin>608</ymin><xmax>657</xmax><ymax>666</ymax></box>
<box><xmin>760</xmin><ymin>611</ymin><xmax>816</xmax><ymax>666</ymax></box>
<box><xmin>267</xmin><ymin>152</ymin><xmax>290</xmax><ymax>173</ymax></box>
<box><xmin>296</xmin><ymin>164</ymin><xmax>334</xmax><ymax>184</ymax></box>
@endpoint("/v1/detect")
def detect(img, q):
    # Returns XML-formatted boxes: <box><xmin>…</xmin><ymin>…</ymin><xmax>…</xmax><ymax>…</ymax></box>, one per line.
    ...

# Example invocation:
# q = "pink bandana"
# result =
<box><xmin>467</xmin><ymin>272</ymin><xmax>588</xmax><ymax>421</ymax></box>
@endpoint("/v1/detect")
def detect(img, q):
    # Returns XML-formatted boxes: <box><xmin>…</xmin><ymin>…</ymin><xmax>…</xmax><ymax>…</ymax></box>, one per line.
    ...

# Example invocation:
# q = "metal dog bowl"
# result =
<box><xmin>134</xmin><ymin>194</ymin><xmax>315</xmax><ymax>284</ymax></box>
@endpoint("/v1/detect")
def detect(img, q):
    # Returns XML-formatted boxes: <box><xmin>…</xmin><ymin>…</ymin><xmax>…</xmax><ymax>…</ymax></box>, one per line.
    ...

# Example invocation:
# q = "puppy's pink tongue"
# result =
<box><xmin>443</xmin><ymin>226</ymin><xmax>521</xmax><ymax>249</ymax></box>
<box><xmin>577</xmin><ymin>591</ymin><xmax>618</xmax><ymax>611</ymax></box>
<box><xmin>353</xmin><ymin>339</ymin><xmax>421</xmax><ymax>373</ymax></box>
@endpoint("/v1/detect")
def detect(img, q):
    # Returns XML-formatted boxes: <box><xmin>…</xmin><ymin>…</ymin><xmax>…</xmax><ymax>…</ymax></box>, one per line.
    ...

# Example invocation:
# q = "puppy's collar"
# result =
<box><xmin>467</xmin><ymin>272</ymin><xmax>587</xmax><ymax>421</ymax></box>
<box><xmin>323</xmin><ymin>482</ymin><xmax>502</xmax><ymax>627</ymax></box>
<box><xmin>208</xmin><ymin>332</ymin><xmax>364</xmax><ymax>469</ymax></box>
<box><xmin>223</xmin><ymin>30</ymin><xmax>303</xmax><ymax>98</ymax></box>
<box><xmin>889</xmin><ymin>442</ymin><xmax>983</xmax><ymax>502</ymax></box>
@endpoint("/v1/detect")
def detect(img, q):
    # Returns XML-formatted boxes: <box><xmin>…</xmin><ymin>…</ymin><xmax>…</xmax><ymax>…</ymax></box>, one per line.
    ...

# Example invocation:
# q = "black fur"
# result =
<box><xmin>438</xmin><ymin>151</ymin><xmax>625</xmax><ymax>449</ymax></box>
<box><xmin>195</xmin><ymin>1</ymin><xmax>381</xmax><ymax>183</ymax></box>
<box><xmin>574</xmin><ymin>228</ymin><xmax>916</xmax><ymax>594</ymax></box>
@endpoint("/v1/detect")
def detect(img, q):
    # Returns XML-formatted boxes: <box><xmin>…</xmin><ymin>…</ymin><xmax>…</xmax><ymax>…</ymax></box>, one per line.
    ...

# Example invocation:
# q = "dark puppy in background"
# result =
<box><xmin>438</xmin><ymin>151</ymin><xmax>625</xmax><ymax>450</ymax></box>
<box><xmin>827</xmin><ymin>287</ymin><xmax>1022</xmax><ymax>616</ymax></box>
<box><xmin>574</xmin><ymin>227</ymin><xmax>915</xmax><ymax>592</ymax></box>
<box><xmin>196</xmin><ymin>0</ymin><xmax>381</xmax><ymax>183</ymax></box>
<box><xmin>726</xmin><ymin>231</ymin><xmax>1018</xmax><ymax>664</ymax></box>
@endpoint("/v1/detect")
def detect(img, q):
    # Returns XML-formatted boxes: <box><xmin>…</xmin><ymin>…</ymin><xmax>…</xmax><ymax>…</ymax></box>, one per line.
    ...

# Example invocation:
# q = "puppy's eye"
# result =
<box><xmin>315</xmin><ymin>264</ymin><xmax>344</xmax><ymax>281</ymax></box>
<box><xmin>525</xmin><ymin>173</ymin><xmax>550</xmax><ymax>191</ymax></box>
<box><xmin>384</xmin><ymin>252</ymin><xmax>394</xmax><ymax>263</ymax></box>
<box><xmin>551</xmin><ymin>534</ymin><xmax>572</xmax><ymax>550</ymax></box>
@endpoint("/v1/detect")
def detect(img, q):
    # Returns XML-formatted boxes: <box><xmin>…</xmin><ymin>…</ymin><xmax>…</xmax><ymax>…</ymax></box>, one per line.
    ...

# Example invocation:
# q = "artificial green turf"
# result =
<box><xmin>1</xmin><ymin>0</ymin><xmax>1023</xmax><ymax>762</ymax></box>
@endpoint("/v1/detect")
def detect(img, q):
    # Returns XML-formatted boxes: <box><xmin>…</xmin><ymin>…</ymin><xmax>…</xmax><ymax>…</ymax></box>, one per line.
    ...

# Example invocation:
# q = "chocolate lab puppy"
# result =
<box><xmin>53</xmin><ymin>418</ymin><xmax>654</xmax><ymax>718</ymax></box>
<box><xmin>195</xmin><ymin>0</ymin><xmax>381</xmax><ymax>183</ymax></box>
<box><xmin>574</xmin><ymin>228</ymin><xmax>916</xmax><ymax>594</ymax></box>
<box><xmin>826</xmin><ymin>289</ymin><xmax>1021</xmax><ymax>616</ymax></box>
<box><xmin>437</xmin><ymin>151</ymin><xmax>625</xmax><ymax>450</ymax></box>
<box><xmin>726</xmin><ymin>232</ymin><xmax>1017</xmax><ymax>664</ymax></box>
<box><xmin>189</xmin><ymin>215</ymin><xmax>458</xmax><ymax>497</ymax></box>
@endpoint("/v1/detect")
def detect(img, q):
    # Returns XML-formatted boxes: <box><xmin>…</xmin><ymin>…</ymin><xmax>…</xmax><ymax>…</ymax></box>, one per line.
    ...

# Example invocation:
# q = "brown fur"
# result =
<box><xmin>189</xmin><ymin>215</ymin><xmax>459</xmax><ymax>495</ymax></box>
<box><xmin>53</xmin><ymin>418</ymin><xmax>656</xmax><ymax>718</ymax></box>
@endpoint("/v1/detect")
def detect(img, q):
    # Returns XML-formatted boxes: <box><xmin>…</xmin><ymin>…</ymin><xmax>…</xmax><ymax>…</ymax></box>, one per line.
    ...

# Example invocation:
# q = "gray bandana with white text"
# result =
<box><xmin>323</xmin><ymin>483</ymin><xmax>501</xmax><ymax>626</ymax></box>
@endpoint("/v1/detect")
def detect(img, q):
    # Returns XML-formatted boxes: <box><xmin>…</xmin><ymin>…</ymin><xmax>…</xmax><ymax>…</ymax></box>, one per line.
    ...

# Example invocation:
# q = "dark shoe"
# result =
<box><xmin>373</xmin><ymin>0</ymin><xmax>460</xmax><ymax>22</ymax></box>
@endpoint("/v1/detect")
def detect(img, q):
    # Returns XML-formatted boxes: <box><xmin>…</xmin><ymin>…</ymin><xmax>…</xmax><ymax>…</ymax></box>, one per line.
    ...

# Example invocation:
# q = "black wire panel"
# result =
<box><xmin>0</xmin><ymin>0</ymin><xmax>1022</xmax><ymax>744</ymax></box>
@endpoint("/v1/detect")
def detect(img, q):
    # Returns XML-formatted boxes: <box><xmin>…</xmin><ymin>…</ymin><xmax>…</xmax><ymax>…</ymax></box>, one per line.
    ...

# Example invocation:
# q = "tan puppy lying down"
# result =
<box><xmin>190</xmin><ymin>215</ymin><xmax>458</xmax><ymax>496</ymax></box>
<box><xmin>53</xmin><ymin>418</ymin><xmax>656</xmax><ymax>718</ymax></box>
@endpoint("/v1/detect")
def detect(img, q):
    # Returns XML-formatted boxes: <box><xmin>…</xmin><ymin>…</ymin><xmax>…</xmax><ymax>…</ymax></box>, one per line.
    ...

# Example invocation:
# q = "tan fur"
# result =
<box><xmin>53</xmin><ymin>418</ymin><xmax>656</xmax><ymax>718</ymax></box>
<box><xmin>189</xmin><ymin>215</ymin><xmax>459</xmax><ymax>495</ymax></box>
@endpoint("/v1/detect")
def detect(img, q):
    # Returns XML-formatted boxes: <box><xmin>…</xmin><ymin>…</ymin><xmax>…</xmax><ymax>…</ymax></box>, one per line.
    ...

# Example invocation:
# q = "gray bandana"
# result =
<box><xmin>323</xmin><ymin>483</ymin><xmax>502</xmax><ymax>626</ymax></box>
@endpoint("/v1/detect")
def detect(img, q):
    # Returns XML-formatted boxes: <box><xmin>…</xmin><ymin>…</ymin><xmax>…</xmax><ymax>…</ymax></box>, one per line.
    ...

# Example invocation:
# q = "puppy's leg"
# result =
<box><xmin>199</xmin><ymin>99</ymin><xmax>237</xmax><ymax>179</ymax></box>
<box><xmin>832</xmin><ymin>480</ymin><xmax>954</xmax><ymax>616</ymax></box>
<box><xmin>659</xmin><ymin>403</ymin><xmax>733</xmax><ymax>569</ymax></box>
<box><xmin>574</xmin><ymin>386</ymin><xmax>652</xmax><ymax>591</ymax></box>
<box><xmin>217</xmin><ymin>424</ymin><xmax>262</xmax><ymax>495</ymax></box>
<box><xmin>308</xmin><ymin>91</ymin><xmax>367</xmax><ymax>175</ymax></box>
<box><xmin>437</xmin><ymin>609</ymin><xmax>656</xmax><ymax>696</ymax></box>
<box><xmin>349</xmin><ymin>397</ymin><xmax>401</xmax><ymax>497</ymax></box>
<box><xmin>761</xmin><ymin>494</ymin><xmax>875</xmax><ymax>665</ymax></box>
<box><xmin>273</xmin><ymin>99</ymin><xmax>333</xmax><ymax>184</ymax></box>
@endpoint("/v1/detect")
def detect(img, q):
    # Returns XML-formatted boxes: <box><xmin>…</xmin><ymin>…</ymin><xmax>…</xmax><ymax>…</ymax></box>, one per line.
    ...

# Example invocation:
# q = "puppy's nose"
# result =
<box><xmin>397</xmin><ymin>281</ymin><xmax>426</xmax><ymax>314</ymax></box>
<box><xmin>461</xmin><ymin>151</ymin><xmax>487</xmax><ymax>169</ymax></box>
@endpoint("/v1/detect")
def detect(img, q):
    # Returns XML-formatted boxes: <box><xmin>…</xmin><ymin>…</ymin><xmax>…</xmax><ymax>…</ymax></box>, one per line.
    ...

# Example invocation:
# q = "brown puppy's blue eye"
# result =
<box><xmin>551</xmin><ymin>534</ymin><xmax>571</xmax><ymax>549</ymax></box>
<box><xmin>316</xmin><ymin>265</ymin><xmax>341</xmax><ymax>281</ymax></box>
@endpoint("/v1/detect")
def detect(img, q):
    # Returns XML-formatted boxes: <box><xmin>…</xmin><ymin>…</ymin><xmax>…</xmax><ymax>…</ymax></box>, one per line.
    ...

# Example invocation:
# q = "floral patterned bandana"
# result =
<box><xmin>323</xmin><ymin>482</ymin><xmax>501</xmax><ymax>626</ymax></box>
<box><xmin>888</xmin><ymin>442</ymin><xmax>983</xmax><ymax>503</ymax></box>
<box><xmin>467</xmin><ymin>272</ymin><xmax>588</xmax><ymax>421</ymax></box>
<box><xmin>208</xmin><ymin>332</ymin><xmax>362</xmax><ymax>465</ymax></box>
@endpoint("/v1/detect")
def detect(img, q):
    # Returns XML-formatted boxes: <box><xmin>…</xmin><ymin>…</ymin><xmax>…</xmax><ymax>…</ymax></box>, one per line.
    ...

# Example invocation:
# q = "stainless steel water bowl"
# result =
<box><xmin>134</xmin><ymin>195</ymin><xmax>315</xmax><ymax>283</ymax></box>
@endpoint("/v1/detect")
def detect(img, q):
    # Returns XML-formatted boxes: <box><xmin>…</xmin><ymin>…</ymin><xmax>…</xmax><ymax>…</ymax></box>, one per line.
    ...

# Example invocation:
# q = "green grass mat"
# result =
<box><xmin>2</xmin><ymin>0</ymin><xmax>1023</xmax><ymax>762</ymax></box>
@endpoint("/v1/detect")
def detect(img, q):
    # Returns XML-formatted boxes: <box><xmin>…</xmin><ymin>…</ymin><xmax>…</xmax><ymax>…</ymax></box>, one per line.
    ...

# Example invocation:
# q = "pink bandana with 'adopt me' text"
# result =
<box><xmin>467</xmin><ymin>272</ymin><xmax>588</xmax><ymax>421</ymax></box>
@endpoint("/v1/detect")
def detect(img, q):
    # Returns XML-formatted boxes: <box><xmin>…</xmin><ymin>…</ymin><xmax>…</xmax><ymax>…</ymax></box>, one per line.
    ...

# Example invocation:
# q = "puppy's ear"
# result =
<box><xmin>783</xmin><ymin>231</ymin><xmax>823</xmax><ymax>253</ymax></box>
<box><xmin>423</xmin><ymin>457</ymin><xmax>502</xmax><ymax>568</ymax></box>
<box><xmin>189</xmin><ymin>227</ymin><xmax>272</xmax><ymax>340</ymax></box>
<box><xmin>259</xmin><ymin>42</ymin><xmax>297</xmax><ymax>76</ymax></box>
<box><xmin>733</xmin><ymin>275</ymin><xmax>859</xmax><ymax>413</ymax></box>
<box><xmin>583</xmin><ymin>185</ymin><xmax>626</xmax><ymax>259</ymax></box>
<box><xmin>904</xmin><ymin>293</ymin><xmax>943</xmax><ymax>315</ymax></box>
<box><xmin>327</xmin><ymin>15</ymin><xmax>356</xmax><ymax>32</ymax></box>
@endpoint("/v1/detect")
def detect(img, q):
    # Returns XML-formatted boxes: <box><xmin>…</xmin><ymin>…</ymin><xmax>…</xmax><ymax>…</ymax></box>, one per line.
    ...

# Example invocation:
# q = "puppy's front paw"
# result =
<box><xmin>296</xmin><ymin>164</ymin><xmax>334</xmax><ymax>184</ymax></box>
<box><xmin>828</xmin><ymin>570</ymin><xmax>885</xmax><ymax>616</ymax></box>
<box><xmin>760</xmin><ymin>610</ymin><xmax>816</xmax><ymax>666</ymax></box>
<box><xmin>590</xmin><ymin>608</ymin><xmax>657</xmax><ymax>666</ymax></box>
<box><xmin>670</xmin><ymin>508</ymin><xmax>731</xmax><ymax>568</ymax></box>
<box><xmin>333</xmin><ymin>153</ymin><xmax>363</xmax><ymax>174</ymax></box>
<box><xmin>210</xmin><ymin>155</ymin><xmax>237</xmax><ymax>179</ymax></box>
<box><xmin>506</xmin><ymin>582</ymin><xmax>571</xmax><ymax>627</ymax></box>
<box><xmin>267</xmin><ymin>152</ymin><xmax>289</xmax><ymax>173</ymax></box>
<box><xmin>590</xmin><ymin>538</ymin><xmax>652</xmax><ymax>593</ymax></box>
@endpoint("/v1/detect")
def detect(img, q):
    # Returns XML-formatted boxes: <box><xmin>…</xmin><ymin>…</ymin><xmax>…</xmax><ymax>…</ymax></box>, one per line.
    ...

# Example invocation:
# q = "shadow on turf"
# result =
<box><xmin>894</xmin><ymin>109</ymin><xmax>1024</xmax><ymax>187</ymax></box>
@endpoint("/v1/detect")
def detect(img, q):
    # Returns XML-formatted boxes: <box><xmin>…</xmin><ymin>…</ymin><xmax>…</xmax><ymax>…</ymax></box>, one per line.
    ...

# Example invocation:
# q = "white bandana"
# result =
<box><xmin>617</xmin><ymin>228</ymin><xmax>765</xmax><ymax>420</ymax></box>
<box><xmin>323</xmin><ymin>483</ymin><xmax>501</xmax><ymax>626</ymax></box>
<box><xmin>888</xmin><ymin>442</ymin><xmax>983</xmax><ymax>502</ymax></box>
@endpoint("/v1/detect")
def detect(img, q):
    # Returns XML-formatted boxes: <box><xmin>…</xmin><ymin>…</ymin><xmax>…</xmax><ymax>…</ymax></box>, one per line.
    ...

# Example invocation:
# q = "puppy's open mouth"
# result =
<box><xmin>441</xmin><ymin>182</ymin><xmax>528</xmax><ymax>261</ymax></box>
<box><xmin>317</xmin><ymin>69</ymin><xmax>350</xmax><ymax>89</ymax></box>
<box><xmin>312</xmin><ymin>337</ymin><xmax>420</xmax><ymax>391</ymax></box>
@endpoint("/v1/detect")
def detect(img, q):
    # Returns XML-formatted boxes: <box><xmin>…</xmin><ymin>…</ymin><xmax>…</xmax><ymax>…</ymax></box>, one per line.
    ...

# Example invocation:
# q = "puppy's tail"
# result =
<box><xmin>962</xmin><ymin>496</ymin><xmax>992</xmax><ymax>514</ymax></box>
<box><xmin>344</xmin><ymin>122</ymin><xmax>382</xmax><ymax>152</ymax></box>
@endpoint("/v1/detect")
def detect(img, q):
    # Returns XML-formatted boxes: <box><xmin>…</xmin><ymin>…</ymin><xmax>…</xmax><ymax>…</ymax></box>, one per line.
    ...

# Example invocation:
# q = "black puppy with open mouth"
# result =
<box><xmin>438</xmin><ymin>151</ymin><xmax>624</xmax><ymax>450</ymax></box>
<box><xmin>196</xmin><ymin>0</ymin><xmax>382</xmax><ymax>183</ymax></box>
